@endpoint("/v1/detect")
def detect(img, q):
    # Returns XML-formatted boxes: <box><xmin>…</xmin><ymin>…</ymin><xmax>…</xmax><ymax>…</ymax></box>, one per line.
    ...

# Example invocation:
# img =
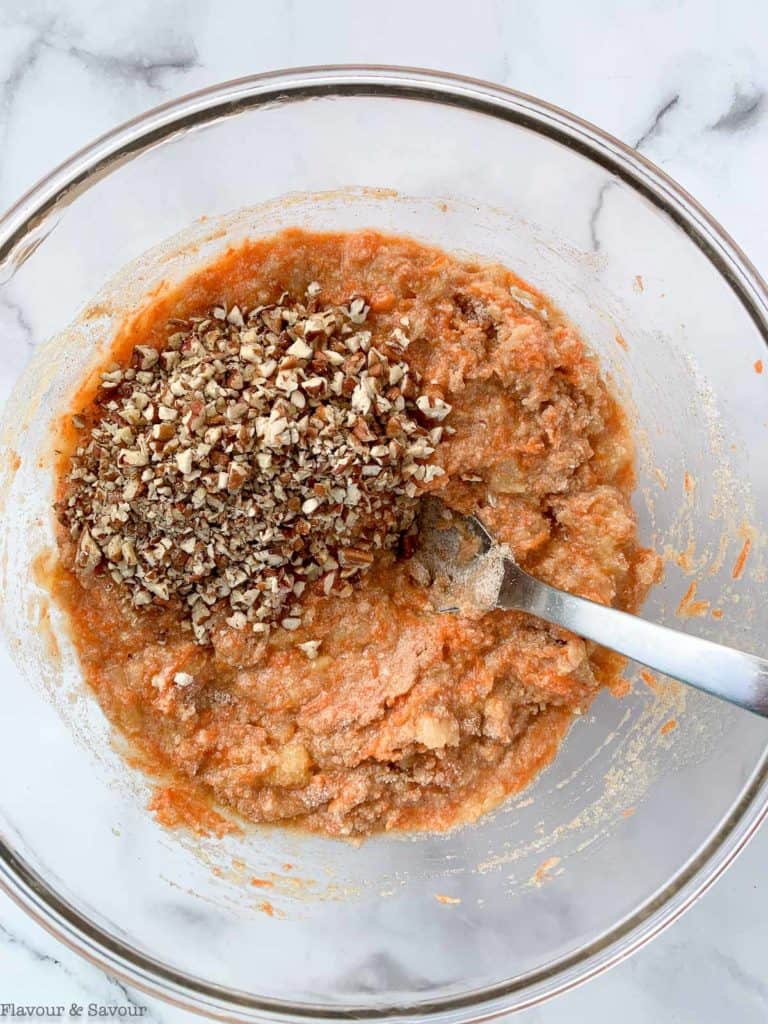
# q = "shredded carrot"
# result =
<box><xmin>676</xmin><ymin>581</ymin><xmax>709</xmax><ymax>618</ymax></box>
<box><xmin>732</xmin><ymin>537</ymin><xmax>752</xmax><ymax>580</ymax></box>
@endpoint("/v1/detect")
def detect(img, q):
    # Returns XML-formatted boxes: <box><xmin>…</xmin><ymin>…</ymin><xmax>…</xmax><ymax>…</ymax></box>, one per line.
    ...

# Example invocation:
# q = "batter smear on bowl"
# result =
<box><xmin>51</xmin><ymin>229</ymin><xmax>660</xmax><ymax>837</ymax></box>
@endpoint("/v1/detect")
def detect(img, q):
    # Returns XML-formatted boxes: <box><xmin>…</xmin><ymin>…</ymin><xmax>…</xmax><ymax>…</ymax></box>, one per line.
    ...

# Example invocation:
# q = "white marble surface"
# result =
<box><xmin>1</xmin><ymin>0</ymin><xmax>767</xmax><ymax>1019</ymax></box>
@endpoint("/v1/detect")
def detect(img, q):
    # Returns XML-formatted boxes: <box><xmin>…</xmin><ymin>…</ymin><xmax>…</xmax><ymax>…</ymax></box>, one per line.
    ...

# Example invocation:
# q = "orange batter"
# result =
<box><xmin>51</xmin><ymin>229</ymin><xmax>660</xmax><ymax>836</ymax></box>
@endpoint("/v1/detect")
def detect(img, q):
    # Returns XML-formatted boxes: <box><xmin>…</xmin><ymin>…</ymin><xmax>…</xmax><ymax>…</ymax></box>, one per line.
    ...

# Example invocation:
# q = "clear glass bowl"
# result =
<box><xmin>1</xmin><ymin>67</ymin><xmax>767</xmax><ymax>1022</ymax></box>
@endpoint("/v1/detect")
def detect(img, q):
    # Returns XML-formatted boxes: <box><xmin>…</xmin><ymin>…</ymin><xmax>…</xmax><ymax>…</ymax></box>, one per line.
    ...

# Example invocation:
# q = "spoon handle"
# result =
<box><xmin>498</xmin><ymin>560</ymin><xmax>768</xmax><ymax>717</ymax></box>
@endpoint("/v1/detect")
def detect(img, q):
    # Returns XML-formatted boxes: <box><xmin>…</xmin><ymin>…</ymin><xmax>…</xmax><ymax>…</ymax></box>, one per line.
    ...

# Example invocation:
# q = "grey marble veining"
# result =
<box><xmin>588</xmin><ymin>93</ymin><xmax>681</xmax><ymax>251</ymax></box>
<box><xmin>1</xmin><ymin>0</ymin><xmax>767</xmax><ymax>1019</ymax></box>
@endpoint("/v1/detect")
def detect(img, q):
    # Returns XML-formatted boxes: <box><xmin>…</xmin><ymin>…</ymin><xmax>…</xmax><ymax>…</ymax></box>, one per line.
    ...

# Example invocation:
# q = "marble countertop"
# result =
<box><xmin>1</xmin><ymin>0</ymin><xmax>767</xmax><ymax>1020</ymax></box>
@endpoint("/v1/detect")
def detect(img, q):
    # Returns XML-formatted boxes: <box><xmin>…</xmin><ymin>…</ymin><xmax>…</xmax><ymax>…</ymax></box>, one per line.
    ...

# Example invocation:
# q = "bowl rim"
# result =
<box><xmin>1</xmin><ymin>63</ymin><xmax>767</xmax><ymax>1023</ymax></box>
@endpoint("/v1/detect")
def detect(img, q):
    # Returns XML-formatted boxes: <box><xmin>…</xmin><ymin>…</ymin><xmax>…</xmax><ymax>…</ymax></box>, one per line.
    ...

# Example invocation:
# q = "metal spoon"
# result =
<box><xmin>416</xmin><ymin>498</ymin><xmax>768</xmax><ymax>718</ymax></box>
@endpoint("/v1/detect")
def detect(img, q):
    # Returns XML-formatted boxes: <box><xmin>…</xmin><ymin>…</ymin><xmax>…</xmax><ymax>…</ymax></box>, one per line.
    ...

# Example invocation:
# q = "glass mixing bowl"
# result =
<box><xmin>0</xmin><ymin>67</ymin><xmax>767</xmax><ymax>1022</ymax></box>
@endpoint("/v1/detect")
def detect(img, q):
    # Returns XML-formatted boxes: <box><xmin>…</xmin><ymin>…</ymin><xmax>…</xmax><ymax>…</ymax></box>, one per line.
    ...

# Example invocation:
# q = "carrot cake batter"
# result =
<box><xmin>51</xmin><ymin>229</ymin><xmax>660</xmax><ymax>836</ymax></box>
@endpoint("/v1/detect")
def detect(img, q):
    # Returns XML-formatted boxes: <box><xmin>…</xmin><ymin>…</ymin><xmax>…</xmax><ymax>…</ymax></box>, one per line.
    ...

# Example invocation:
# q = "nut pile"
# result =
<box><xmin>58</xmin><ymin>286</ymin><xmax>452</xmax><ymax>641</ymax></box>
